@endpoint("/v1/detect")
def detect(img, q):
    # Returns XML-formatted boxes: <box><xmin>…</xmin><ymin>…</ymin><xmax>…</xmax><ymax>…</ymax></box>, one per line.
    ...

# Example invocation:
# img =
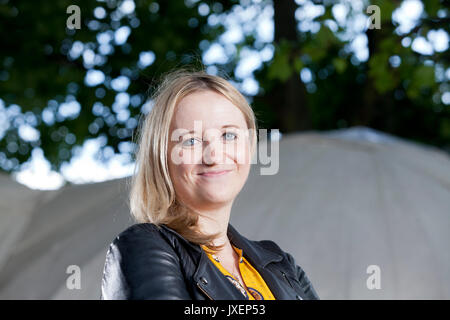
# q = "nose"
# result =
<box><xmin>202</xmin><ymin>138</ymin><xmax>223</xmax><ymax>165</ymax></box>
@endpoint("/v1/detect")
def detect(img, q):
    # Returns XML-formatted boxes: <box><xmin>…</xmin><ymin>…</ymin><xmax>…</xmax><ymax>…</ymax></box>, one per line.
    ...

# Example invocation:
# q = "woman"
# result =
<box><xmin>101</xmin><ymin>68</ymin><xmax>319</xmax><ymax>300</ymax></box>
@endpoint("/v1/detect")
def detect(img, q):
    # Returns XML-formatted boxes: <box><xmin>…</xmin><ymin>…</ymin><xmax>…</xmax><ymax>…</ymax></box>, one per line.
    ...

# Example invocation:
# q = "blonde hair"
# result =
<box><xmin>128</xmin><ymin>67</ymin><xmax>258</xmax><ymax>253</ymax></box>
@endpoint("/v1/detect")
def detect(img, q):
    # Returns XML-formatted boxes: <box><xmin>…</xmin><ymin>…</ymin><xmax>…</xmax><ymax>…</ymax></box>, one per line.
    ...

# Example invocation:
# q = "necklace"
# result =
<box><xmin>211</xmin><ymin>253</ymin><xmax>246</xmax><ymax>290</ymax></box>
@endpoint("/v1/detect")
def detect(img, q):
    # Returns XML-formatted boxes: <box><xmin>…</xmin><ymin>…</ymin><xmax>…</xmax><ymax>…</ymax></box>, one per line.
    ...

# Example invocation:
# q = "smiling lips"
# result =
<box><xmin>198</xmin><ymin>169</ymin><xmax>232</xmax><ymax>177</ymax></box>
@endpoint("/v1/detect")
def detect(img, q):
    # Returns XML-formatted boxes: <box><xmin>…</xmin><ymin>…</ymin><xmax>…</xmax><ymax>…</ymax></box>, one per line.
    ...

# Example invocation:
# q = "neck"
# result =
<box><xmin>195</xmin><ymin>202</ymin><xmax>234</xmax><ymax>250</ymax></box>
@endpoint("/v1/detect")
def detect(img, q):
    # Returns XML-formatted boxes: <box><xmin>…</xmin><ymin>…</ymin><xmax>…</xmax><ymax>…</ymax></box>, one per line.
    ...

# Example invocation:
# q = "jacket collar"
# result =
<box><xmin>159</xmin><ymin>222</ymin><xmax>298</xmax><ymax>300</ymax></box>
<box><xmin>226</xmin><ymin>223</ymin><xmax>283</xmax><ymax>268</ymax></box>
<box><xmin>160</xmin><ymin>222</ymin><xmax>283</xmax><ymax>268</ymax></box>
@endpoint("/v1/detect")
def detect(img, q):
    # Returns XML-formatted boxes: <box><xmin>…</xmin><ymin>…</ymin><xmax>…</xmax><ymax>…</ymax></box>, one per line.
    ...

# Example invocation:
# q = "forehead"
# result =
<box><xmin>170</xmin><ymin>90</ymin><xmax>248</xmax><ymax>130</ymax></box>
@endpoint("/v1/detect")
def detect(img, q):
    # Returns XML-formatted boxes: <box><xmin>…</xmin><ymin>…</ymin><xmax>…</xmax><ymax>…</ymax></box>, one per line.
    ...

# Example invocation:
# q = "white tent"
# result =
<box><xmin>0</xmin><ymin>126</ymin><xmax>449</xmax><ymax>299</ymax></box>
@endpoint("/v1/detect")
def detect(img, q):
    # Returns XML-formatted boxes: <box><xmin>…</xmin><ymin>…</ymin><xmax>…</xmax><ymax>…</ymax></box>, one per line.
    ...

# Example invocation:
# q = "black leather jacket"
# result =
<box><xmin>101</xmin><ymin>222</ymin><xmax>319</xmax><ymax>300</ymax></box>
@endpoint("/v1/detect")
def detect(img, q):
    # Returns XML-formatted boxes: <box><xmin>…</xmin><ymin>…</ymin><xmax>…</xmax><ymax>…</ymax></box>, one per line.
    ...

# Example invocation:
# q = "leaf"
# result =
<box><xmin>424</xmin><ymin>0</ymin><xmax>440</xmax><ymax>17</ymax></box>
<box><xmin>441</xmin><ymin>118</ymin><xmax>450</xmax><ymax>139</ymax></box>
<box><xmin>332</xmin><ymin>58</ymin><xmax>347</xmax><ymax>74</ymax></box>
<box><xmin>294</xmin><ymin>58</ymin><xmax>303</xmax><ymax>73</ymax></box>
<box><xmin>406</xmin><ymin>65</ymin><xmax>436</xmax><ymax>99</ymax></box>
<box><xmin>368</xmin><ymin>52</ymin><xmax>396</xmax><ymax>93</ymax></box>
<box><xmin>371</xmin><ymin>0</ymin><xmax>397</xmax><ymax>23</ymax></box>
<box><xmin>267</xmin><ymin>41</ymin><xmax>293</xmax><ymax>82</ymax></box>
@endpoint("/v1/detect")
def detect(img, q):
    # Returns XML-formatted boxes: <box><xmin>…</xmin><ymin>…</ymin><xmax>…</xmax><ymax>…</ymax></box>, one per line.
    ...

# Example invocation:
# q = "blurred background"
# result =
<box><xmin>0</xmin><ymin>0</ymin><xmax>449</xmax><ymax>299</ymax></box>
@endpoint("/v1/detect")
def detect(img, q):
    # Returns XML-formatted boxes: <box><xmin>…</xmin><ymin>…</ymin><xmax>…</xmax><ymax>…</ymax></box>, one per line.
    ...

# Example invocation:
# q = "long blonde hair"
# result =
<box><xmin>128</xmin><ymin>67</ymin><xmax>258</xmax><ymax>252</ymax></box>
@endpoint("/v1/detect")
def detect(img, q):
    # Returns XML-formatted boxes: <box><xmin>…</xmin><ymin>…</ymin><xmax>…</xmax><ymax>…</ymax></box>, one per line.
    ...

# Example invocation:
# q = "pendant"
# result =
<box><xmin>212</xmin><ymin>254</ymin><xmax>245</xmax><ymax>293</ymax></box>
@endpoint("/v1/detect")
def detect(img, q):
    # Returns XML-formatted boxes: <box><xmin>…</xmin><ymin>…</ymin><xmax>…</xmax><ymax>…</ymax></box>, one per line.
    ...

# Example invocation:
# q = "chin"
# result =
<box><xmin>200</xmin><ymin>190</ymin><xmax>235</xmax><ymax>205</ymax></box>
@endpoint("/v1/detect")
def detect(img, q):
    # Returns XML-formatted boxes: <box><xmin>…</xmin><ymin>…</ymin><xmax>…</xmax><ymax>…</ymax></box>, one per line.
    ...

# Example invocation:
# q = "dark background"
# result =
<box><xmin>0</xmin><ymin>0</ymin><xmax>449</xmax><ymax>178</ymax></box>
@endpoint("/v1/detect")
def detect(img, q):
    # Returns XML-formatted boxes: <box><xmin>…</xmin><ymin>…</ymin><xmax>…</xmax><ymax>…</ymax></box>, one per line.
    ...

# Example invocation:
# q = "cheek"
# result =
<box><xmin>227</xmin><ymin>138</ymin><xmax>251</xmax><ymax>165</ymax></box>
<box><xmin>227</xmin><ymin>143</ymin><xmax>251</xmax><ymax>185</ymax></box>
<box><xmin>169</xmin><ymin>144</ymin><xmax>203</xmax><ymax>165</ymax></box>
<box><xmin>168</xmin><ymin>147</ymin><xmax>196</xmax><ymax>186</ymax></box>
<box><xmin>170</xmin><ymin>163</ymin><xmax>197</xmax><ymax>199</ymax></box>
<box><xmin>236</xmin><ymin>161</ymin><xmax>251</xmax><ymax>182</ymax></box>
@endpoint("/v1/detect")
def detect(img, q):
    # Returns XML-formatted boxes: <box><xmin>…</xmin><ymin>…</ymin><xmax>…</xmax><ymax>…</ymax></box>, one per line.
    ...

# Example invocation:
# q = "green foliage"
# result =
<box><xmin>267</xmin><ymin>40</ymin><xmax>294</xmax><ymax>82</ymax></box>
<box><xmin>332</xmin><ymin>58</ymin><xmax>347</xmax><ymax>74</ymax></box>
<box><xmin>0</xmin><ymin>0</ymin><xmax>449</xmax><ymax>175</ymax></box>
<box><xmin>0</xmin><ymin>0</ymin><xmax>225</xmax><ymax>172</ymax></box>
<box><xmin>371</xmin><ymin>0</ymin><xmax>396</xmax><ymax>23</ymax></box>
<box><xmin>406</xmin><ymin>65</ymin><xmax>436</xmax><ymax>99</ymax></box>
<box><xmin>368</xmin><ymin>52</ymin><xmax>397</xmax><ymax>93</ymax></box>
<box><xmin>302</xmin><ymin>25</ymin><xmax>339</xmax><ymax>63</ymax></box>
<box><xmin>441</xmin><ymin>118</ymin><xmax>450</xmax><ymax>140</ymax></box>
<box><xmin>424</xmin><ymin>0</ymin><xmax>441</xmax><ymax>17</ymax></box>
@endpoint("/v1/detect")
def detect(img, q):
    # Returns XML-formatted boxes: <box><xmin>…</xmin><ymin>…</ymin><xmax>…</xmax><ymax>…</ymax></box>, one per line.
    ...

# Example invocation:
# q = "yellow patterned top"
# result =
<box><xmin>201</xmin><ymin>244</ymin><xmax>276</xmax><ymax>300</ymax></box>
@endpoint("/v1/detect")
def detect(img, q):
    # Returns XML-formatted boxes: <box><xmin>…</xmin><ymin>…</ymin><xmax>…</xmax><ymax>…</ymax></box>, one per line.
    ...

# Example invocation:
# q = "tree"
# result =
<box><xmin>0</xmin><ymin>0</ymin><xmax>237</xmax><ymax>172</ymax></box>
<box><xmin>0</xmin><ymin>0</ymin><xmax>449</xmax><ymax>176</ymax></box>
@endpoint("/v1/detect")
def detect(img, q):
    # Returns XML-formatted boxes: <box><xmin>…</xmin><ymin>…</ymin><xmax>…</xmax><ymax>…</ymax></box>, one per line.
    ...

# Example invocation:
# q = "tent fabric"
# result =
<box><xmin>0</xmin><ymin>127</ymin><xmax>449</xmax><ymax>299</ymax></box>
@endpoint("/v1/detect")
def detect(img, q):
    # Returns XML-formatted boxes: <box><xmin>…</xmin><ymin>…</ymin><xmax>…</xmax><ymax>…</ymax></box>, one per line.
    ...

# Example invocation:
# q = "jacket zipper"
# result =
<box><xmin>280</xmin><ymin>271</ymin><xmax>295</xmax><ymax>289</ymax></box>
<box><xmin>196</xmin><ymin>282</ymin><xmax>214</xmax><ymax>300</ymax></box>
<box><xmin>280</xmin><ymin>270</ymin><xmax>304</xmax><ymax>300</ymax></box>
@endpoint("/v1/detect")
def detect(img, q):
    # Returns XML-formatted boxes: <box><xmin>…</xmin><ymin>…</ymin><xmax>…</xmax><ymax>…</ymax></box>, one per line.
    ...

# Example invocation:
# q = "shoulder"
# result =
<box><xmin>110</xmin><ymin>223</ymin><xmax>165</xmax><ymax>245</ymax></box>
<box><xmin>102</xmin><ymin>223</ymin><xmax>191</xmax><ymax>299</ymax></box>
<box><xmin>103</xmin><ymin>223</ymin><xmax>180</xmax><ymax>273</ymax></box>
<box><xmin>254</xmin><ymin>238</ymin><xmax>292</xmax><ymax>262</ymax></box>
<box><xmin>255</xmin><ymin>239</ymin><xmax>320</xmax><ymax>300</ymax></box>
<box><xmin>255</xmin><ymin>238</ymin><xmax>284</xmax><ymax>253</ymax></box>
<box><xmin>107</xmin><ymin>223</ymin><xmax>174</xmax><ymax>255</ymax></box>
<box><xmin>252</xmin><ymin>238</ymin><xmax>304</xmax><ymax>274</ymax></box>
<box><xmin>114</xmin><ymin>222</ymin><xmax>162</xmax><ymax>240</ymax></box>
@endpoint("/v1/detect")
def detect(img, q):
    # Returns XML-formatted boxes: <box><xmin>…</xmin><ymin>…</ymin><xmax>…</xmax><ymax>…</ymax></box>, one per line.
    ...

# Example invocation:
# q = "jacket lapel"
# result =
<box><xmin>160</xmin><ymin>222</ymin><xmax>300</xmax><ymax>300</ymax></box>
<box><xmin>160</xmin><ymin>223</ymin><xmax>246</xmax><ymax>300</ymax></box>
<box><xmin>226</xmin><ymin>223</ymin><xmax>301</xmax><ymax>300</ymax></box>
<box><xmin>226</xmin><ymin>223</ymin><xmax>283</xmax><ymax>268</ymax></box>
<box><xmin>192</xmin><ymin>250</ymin><xmax>248</xmax><ymax>300</ymax></box>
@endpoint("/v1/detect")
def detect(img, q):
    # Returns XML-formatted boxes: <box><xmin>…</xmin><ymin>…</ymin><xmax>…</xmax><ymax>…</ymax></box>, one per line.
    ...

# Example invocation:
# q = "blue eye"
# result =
<box><xmin>223</xmin><ymin>132</ymin><xmax>237</xmax><ymax>141</ymax></box>
<box><xmin>182</xmin><ymin>137</ymin><xmax>200</xmax><ymax>147</ymax></box>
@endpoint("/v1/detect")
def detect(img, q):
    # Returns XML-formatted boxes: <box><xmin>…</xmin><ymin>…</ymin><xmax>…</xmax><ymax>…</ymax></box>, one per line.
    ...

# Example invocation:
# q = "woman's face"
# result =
<box><xmin>167</xmin><ymin>90</ymin><xmax>252</xmax><ymax>211</ymax></box>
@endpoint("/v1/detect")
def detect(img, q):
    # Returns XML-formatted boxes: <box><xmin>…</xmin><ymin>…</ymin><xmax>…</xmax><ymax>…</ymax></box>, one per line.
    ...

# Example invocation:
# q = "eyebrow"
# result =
<box><xmin>181</xmin><ymin>124</ymin><xmax>241</xmax><ymax>135</ymax></box>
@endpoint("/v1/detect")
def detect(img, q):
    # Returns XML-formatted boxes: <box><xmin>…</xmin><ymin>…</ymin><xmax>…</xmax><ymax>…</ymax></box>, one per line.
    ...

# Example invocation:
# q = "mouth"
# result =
<box><xmin>198</xmin><ymin>170</ymin><xmax>232</xmax><ymax>178</ymax></box>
